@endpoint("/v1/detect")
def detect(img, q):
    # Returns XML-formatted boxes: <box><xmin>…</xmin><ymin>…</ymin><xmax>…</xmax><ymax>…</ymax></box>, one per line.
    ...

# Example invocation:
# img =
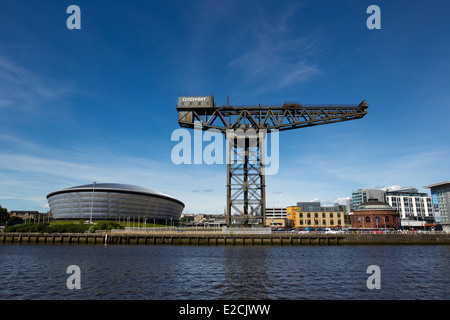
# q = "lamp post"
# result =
<box><xmin>90</xmin><ymin>181</ymin><xmax>96</xmax><ymax>224</ymax></box>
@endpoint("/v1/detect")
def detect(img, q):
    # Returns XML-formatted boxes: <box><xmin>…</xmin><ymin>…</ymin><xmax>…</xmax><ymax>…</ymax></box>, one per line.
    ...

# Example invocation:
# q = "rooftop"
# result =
<box><xmin>355</xmin><ymin>197</ymin><xmax>395</xmax><ymax>211</ymax></box>
<box><xmin>46</xmin><ymin>183</ymin><xmax>184</xmax><ymax>207</ymax></box>
<box><xmin>423</xmin><ymin>181</ymin><xmax>450</xmax><ymax>189</ymax></box>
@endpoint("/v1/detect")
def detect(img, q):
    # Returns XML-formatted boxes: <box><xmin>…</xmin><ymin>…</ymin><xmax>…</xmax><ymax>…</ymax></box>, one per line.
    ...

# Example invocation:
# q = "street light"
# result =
<box><xmin>90</xmin><ymin>181</ymin><xmax>96</xmax><ymax>224</ymax></box>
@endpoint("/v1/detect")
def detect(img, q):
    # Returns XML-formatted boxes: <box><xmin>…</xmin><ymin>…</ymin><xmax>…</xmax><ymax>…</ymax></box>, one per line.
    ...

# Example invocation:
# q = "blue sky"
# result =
<box><xmin>0</xmin><ymin>0</ymin><xmax>449</xmax><ymax>214</ymax></box>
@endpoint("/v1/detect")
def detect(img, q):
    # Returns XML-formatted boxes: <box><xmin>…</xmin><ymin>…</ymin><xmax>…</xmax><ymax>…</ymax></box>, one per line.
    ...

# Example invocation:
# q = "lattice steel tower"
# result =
<box><xmin>176</xmin><ymin>96</ymin><xmax>368</xmax><ymax>227</ymax></box>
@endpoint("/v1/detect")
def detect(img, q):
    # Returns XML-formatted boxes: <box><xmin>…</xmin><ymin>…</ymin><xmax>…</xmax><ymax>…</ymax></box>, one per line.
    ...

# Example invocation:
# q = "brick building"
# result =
<box><xmin>350</xmin><ymin>198</ymin><xmax>400</xmax><ymax>229</ymax></box>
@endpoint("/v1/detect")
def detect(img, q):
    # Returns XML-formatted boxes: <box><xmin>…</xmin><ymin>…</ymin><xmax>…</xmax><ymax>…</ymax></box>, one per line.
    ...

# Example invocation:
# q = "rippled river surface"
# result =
<box><xmin>0</xmin><ymin>244</ymin><xmax>449</xmax><ymax>300</ymax></box>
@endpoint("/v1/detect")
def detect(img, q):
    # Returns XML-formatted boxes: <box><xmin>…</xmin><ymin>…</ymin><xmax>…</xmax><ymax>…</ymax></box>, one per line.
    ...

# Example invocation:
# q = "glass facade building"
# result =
<box><xmin>423</xmin><ymin>181</ymin><xmax>450</xmax><ymax>232</ymax></box>
<box><xmin>351</xmin><ymin>189</ymin><xmax>386</xmax><ymax>210</ymax></box>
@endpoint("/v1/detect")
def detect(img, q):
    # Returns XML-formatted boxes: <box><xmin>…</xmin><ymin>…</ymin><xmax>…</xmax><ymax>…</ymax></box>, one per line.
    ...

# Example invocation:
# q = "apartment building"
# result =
<box><xmin>286</xmin><ymin>203</ymin><xmax>345</xmax><ymax>229</ymax></box>
<box><xmin>385</xmin><ymin>188</ymin><xmax>434</xmax><ymax>223</ymax></box>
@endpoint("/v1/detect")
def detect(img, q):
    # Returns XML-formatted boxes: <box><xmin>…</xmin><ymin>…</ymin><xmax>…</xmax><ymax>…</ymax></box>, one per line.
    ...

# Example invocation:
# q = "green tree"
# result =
<box><xmin>0</xmin><ymin>205</ymin><xmax>10</xmax><ymax>226</ymax></box>
<box><xmin>8</xmin><ymin>215</ymin><xmax>24</xmax><ymax>226</ymax></box>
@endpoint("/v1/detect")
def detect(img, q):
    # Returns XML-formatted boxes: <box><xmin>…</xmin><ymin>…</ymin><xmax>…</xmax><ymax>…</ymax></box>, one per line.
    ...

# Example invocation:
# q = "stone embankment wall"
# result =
<box><xmin>1</xmin><ymin>232</ymin><xmax>450</xmax><ymax>245</ymax></box>
<box><xmin>340</xmin><ymin>233</ymin><xmax>450</xmax><ymax>245</ymax></box>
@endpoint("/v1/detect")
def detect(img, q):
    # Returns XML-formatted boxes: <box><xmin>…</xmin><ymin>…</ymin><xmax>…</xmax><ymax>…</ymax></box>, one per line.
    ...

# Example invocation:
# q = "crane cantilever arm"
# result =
<box><xmin>177</xmin><ymin>100</ymin><xmax>368</xmax><ymax>133</ymax></box>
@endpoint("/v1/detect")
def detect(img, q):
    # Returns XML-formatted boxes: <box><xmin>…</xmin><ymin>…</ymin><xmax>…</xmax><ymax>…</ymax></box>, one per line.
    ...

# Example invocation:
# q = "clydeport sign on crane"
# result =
<box><xmin>176</xmin><ymin>96</ymin><xmax>368</xmax><ymax>227</ymax></box>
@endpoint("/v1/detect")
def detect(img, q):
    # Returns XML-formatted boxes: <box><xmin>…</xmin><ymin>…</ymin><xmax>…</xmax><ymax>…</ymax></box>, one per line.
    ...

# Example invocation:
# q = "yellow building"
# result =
<box><xmin>265</xmin><ymin>218</ymin><xmax>289</xmax><ymax>228</ymax></box>
<box><xmin>286</xmin><ymin>206</ymin><xmax>345</xmax><ymax>229</ymax></box>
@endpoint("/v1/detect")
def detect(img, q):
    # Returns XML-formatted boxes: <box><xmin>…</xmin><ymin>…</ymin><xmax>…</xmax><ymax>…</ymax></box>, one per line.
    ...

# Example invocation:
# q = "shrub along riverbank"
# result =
<box><xmin>4</xmin><ymin>221</ymin><xmax>124</xmax><ymax>233</ymax></box>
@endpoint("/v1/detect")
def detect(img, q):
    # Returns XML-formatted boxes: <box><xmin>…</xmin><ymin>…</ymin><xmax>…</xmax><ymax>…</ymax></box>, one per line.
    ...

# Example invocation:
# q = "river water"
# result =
<box><xmin>0</xmin><ymin>244</ymin><xmax>449</xmax><ymax>300</ymax></box>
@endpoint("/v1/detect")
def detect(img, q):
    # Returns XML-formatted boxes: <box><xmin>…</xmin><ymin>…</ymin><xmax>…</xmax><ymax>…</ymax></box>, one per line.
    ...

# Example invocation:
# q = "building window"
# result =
<box><xmin>307</xmin><ymin>220</ymin><xmax>311</xmax><ymax>225</ymax></box>
<box><xmin>314</xmin><ymin>213</ymin><xmax>318</xmax><ymax>218</ymax></box>
<box><xmin>338</xmin><ymin>220</ymin><xmax>341</xmax><ymax>225</ymax></box>
<box><xmin>337</xmin><ymin>213</ymin><xmax>341</xmax><ymax>218</ymax></box>
<box><xmin>330</xmin><ymin>212</ymin><xmax>334</xmax><ymax>218</ymax></box>
<box><xmin>385</xmin><ymin>216</ymin><xmax>389</xmax><ymax>222</ymax></box>
<box><xmin>322</xmin><ymin>212</ymin><xmax>326</xmax><ymax>218</ymax></box>
<box><xmin>307</xmin><ymin>213</ymin><xmax>311</xmax><ymax>218</ymax></box>
<box><xmin>330</xmin><ymin>219</ymin><xmax>334</xmax><ymax>225</ymax></box>
<box><xmin>300</xmin><ymin>213</ymin><xmax>303</xmax><ymax>218</ymax></box>
<box><xmin>322</xmin><ymin>220</ymin><xmax>326</xmax><ymax>225</ymax></box>
<box><xmin>365</xmin><ymin>216</ymin><xmax>371</xmax><ymax>223</ymax></box>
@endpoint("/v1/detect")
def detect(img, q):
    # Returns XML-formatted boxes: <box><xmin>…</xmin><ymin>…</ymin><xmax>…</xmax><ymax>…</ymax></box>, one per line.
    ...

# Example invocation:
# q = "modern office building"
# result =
<box><xmin>287</xmin><ymin>202</ymin><xmax>345</xmax><ymax>229</ymax></box>
<box><xmin>423</xmin><ymin>181</ymin><xmax>450</xmax><ymax>232</ymax></box>
<box><xmin>47</xmin><ymin>183</ymin><xmax>184</xmax><ymax>222</ymax></box>
<box><xmin>352</xmin><ymin>187</ymin><xmax>434</xmax><ymax>227</ymax></box>
<box><xmin>351</xmin><ymin>188</ymin><xmax>386</xmax><ymax>210</ymax></box>
<box><xmin>350</xmin><ymin>198</ymin><xmax>400</xmax><ymax>229</ymax></box>
<box><xmin>296</xmin><ymin>202</ymin><xmax>321</xmax><ymax>212</ymax></box>
<box><xmin>385</xmin><ymin>188</ymin><xmax>434</xmax><ymax>227</ymax></box>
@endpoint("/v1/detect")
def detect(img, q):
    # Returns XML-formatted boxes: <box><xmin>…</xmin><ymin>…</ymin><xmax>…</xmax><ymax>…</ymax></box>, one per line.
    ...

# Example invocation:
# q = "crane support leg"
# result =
<box><xmin>226</xmin><ymin>130</ymin><xmax>266</xmax><ymax>227</ymax></box>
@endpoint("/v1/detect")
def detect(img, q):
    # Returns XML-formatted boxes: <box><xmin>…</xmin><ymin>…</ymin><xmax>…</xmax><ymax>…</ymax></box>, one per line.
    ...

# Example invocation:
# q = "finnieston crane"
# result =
<box><xmin>176</xmin><ymin>96</ymin><xmax>368</xmax><ymax>227</ymax></box>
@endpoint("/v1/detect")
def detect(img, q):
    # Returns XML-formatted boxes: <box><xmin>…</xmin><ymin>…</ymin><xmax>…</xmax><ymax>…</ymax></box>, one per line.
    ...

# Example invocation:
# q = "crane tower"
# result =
<box><xmin>176</xmin><ymin>96</ymin><xmax>368</xmax><ymax>227</ymax></box>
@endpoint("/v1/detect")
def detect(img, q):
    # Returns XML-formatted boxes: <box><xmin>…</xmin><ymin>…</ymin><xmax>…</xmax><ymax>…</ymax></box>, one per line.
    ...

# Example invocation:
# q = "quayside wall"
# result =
<box><xmin>1</xmin><ymin>232</ymin><xmax>450</xmax><ymax>246</ymax></box>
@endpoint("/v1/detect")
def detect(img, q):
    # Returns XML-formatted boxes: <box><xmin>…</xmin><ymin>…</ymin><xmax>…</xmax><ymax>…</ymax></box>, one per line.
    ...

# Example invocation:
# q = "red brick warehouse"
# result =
<box><xmin>351</xmin><ymin>198</ymin><xmax>400</xmax><ymax>229</ymax></box>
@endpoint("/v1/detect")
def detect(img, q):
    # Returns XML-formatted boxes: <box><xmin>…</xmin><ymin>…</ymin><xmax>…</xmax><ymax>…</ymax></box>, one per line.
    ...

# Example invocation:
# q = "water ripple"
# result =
<box><xmin>0</xmin><ymin>244</ymin><xmax>449</xmax><ymax>300</ymax></box>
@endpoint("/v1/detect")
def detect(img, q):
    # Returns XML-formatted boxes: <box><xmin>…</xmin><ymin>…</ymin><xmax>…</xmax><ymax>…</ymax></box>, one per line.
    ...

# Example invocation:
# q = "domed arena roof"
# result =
<box><xmin>355</xmin><ymin>197</ymin><xmax>394</xmax><ymax>211</ymax></box>
<box><xmin>47</xmin><ymin>183</ymin><xmax>184</xmax><ymax>207</ymax></box>
<box><xmin>46</xmin><ymin>182</ymin><xmax>185</xmax><ymax>221</ymax></box>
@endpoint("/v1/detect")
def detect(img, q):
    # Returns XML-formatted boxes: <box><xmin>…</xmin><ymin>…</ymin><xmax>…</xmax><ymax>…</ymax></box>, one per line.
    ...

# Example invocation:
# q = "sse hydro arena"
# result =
<box><xmin>46</xmin><ymin>183</ymin><xmax>184</xmax><ymax>222</ymax></box>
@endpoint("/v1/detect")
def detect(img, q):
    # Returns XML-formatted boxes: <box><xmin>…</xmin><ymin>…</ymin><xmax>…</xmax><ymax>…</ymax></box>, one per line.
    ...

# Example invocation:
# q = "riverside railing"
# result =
<box><xmin>112</xmin><ymin>226</ymin><xmax>272</xmax><ymax>235</ymax></box>
<box><xmin>109</xmin><ymin>227</ymin><xmax>447</xmax><ymax>235</ymax></box>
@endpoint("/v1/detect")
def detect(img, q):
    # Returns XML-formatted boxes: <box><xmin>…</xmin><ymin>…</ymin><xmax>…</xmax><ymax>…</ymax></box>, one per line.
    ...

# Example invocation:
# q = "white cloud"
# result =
<box><xmin>296</xmin><ymin>147</ymin><xmax>448</xmax><ymax>190</ymax></box>
<box><xmin>379</xmin><ymin>185</ymin><xmax>403</xmax><ymax>191</ymax></box>
<box><xmin>225</xmin><ymin>6</ymin><xmax>322</xmax><ymax>92</ymax></box>
<box><xmin>0</xmin><ymin>136</ymin><xmax>228</xmax><ymax>213</ymax></box>
<box><xmin>0</xmin><ymin>55</ymin><xmax>75</xmax><ymax>112</ymax></box>
<box><xmin>332</xmin><ymin>197</ymin><xmax>351</xmax><ymax>204</ymax></box>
